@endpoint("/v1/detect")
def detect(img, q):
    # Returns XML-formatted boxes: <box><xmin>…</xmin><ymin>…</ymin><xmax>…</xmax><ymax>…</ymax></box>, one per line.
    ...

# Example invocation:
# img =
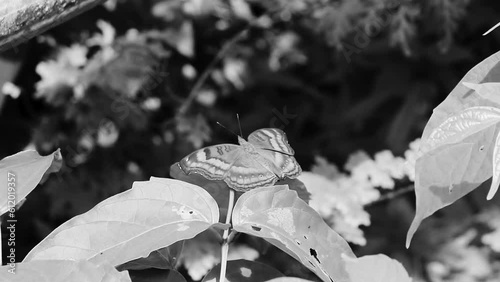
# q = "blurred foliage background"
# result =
<box><xmin>1</xmin><ymin>0</ymin><xmax>500</xmax><ymax>281</ymax></box>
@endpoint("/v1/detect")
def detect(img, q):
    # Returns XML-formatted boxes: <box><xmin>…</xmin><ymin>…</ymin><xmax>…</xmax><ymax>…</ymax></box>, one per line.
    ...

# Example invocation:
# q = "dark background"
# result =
<box><xmin>1</xmin><ymin>0</ymin><xmax>500</xmax><ymax>281</ymax></box>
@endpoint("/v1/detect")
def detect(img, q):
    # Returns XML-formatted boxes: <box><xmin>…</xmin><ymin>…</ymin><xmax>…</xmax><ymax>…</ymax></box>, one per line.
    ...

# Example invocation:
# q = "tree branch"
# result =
<box><xmin>0</xmin><ymin>0</ymin><xmax>105</xmax><ymax>52</ymax></box>
<box><xmin>176</xmin><ymin>13</ymin><xmax>274</xmax><ymax>117</ymax></box>
<box><xmin>365</xmin><ymin>185</ymin><xmax>415</xmax><ymax>207</ymax></box>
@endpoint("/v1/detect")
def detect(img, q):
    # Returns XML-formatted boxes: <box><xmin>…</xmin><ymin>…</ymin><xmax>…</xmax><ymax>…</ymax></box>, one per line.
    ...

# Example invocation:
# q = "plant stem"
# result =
<box><xmin>364</xmin><ymin>185</ymin><xmax>414</xmax><ymax>207</ymax></box>
<box><xmin>176</xmin><ymin>29</ymin><xmax>248</xmax><ymax>117</ymax></box>
<box><xmin>219</xmin><ymin>188</ymin><xmax>235</xmax><ymax>282</ymax></box>
<box><xmin>176</xmin><ymin>12</ymin><xmax>278</xmax><ymax>118</ymax></box>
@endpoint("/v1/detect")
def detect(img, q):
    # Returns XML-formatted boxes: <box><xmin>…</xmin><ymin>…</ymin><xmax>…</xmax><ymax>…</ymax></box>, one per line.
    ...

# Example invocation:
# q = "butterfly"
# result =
<box><xmin>179</xmin><ymin>128</ymin><xmax>302</xmax><ymax>192</ymax></box>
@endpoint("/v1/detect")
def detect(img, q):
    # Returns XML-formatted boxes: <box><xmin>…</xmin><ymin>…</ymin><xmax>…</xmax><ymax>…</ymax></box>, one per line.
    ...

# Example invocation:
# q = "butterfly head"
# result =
<box><xmin>237</xmin><ymin>136</ymin><xmax>247</xmax><ymax>145</ymax></box>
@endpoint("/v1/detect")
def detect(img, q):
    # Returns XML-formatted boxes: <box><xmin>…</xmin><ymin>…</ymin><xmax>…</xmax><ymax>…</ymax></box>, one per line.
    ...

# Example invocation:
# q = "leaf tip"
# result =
<box><xmin>487</xmin><ymin>190</ymin><xmax>496</xmax><ymax>200</ymax></box>
<box><xmin>406</xmin><ymin>215</ymin><xmax>423</xmax><ymax>249</ymax></box>
<box><xmin>487</xmin><ymin>180</ymin><xmax>499</xmax><ymax>200</ymax></box>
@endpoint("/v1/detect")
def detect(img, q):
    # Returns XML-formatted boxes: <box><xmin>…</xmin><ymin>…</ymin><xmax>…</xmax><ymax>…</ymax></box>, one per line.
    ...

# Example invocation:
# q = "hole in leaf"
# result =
<box><xmin>189</xmin><ymin>211</ymin><xmax>193</xmax><ymax>214</ymax></box>
<box><xmin>251</xmin><ymin>225</ymin><xmax>262</xmax><ymax>231</ymax></box>
<box><xmin>240</xmin><ymin>267</ymin><xmax>251</xmax><ymax>277</ymax></box>
<box><xmin>310</xmin><ymin>248</ymin><xmax>321</xmax><ymax>264</ymax></box>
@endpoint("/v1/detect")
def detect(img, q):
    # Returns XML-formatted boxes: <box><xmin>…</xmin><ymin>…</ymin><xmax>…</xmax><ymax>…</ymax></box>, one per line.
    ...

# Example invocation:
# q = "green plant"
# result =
<box><xmin>0</xmin><ymin>142</ymin><xmax>411</xmax><ymax>281</ymax></box>
<box><xmin>1</xmin><ymin>0</ymin><xmax>500</xmax><ymax>281</ymax></box>
<box><xmin>406</xmin><ymin>49</ymin><xmax>500</xmax><ymax>248</ymax></box>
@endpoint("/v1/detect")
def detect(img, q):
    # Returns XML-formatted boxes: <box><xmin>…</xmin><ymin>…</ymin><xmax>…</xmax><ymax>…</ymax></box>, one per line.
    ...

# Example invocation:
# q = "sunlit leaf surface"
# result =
<box><xmin>232</xmin><ymin>185</ymin><xmax>355</xmax><ymax>282</ymax></box>
<box><xmin>24</xmin><ymin>178</ymin><xmax>219</xmax><ymax>267</ymax></box>
<box><xmin>407</xmin><ymin>50</ymin><xmax>500</xmax><ymax>247</ymax></box>
<box><xmin>0</xmin><ymin>260</ymin><xmax>131</xmax><ymax>282</ymax></box>
<box><xmin>343</xmin><ymin>254</ymin><xmax>412</xmax><ymax>282</ymax></box>
<box><xmin>461</xmin><ymin>82</ymin><xmax>500</xmax><ymax>200</ymax></box>
<box><xmin>422</xmin><ymin>106</ymin><xmax>500</xmax><ymax>154</ymax></box>
<box><xmin>490</xmin><ymin>132</ymin><xmax>500</xmax><ymax>200</ymax></box>
<box><xmin>0</xmin><ymin>149</ymin><xmax>62</xmax><ymax>215</ymax></box>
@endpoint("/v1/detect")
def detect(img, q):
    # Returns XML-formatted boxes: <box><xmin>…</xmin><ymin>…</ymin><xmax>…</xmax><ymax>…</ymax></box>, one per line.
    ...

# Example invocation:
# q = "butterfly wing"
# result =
<box><xmin>179</xmin><ymin>144</ymin><xmax>241</xmax><ymax>180</ymax></box>
<box><xmin>247</xmin><ymin>128</ymin><xmax>295</xmax><ymax>155</ymax></box>
<box><xmin>248</xmin><ymin>128</ymin><xmax>302</xmax><ymax>178</ymax></box>
<box><xmin>179</xmin><ymin>143</ymin><xmax>277</xmax><ymax>191</ymax></box>
<box><xmin>180</xmin><ymin>128</ymin><xmax>301</xmax><ymax>191</ymax></box>
<box><xmin>256</xmin><ymin>149</ymin><xmax>302</xmax><ymax>178</ymax></box>
<box><xmin>224</xmin><ymin>152</ymin><xmax>278</xmax><ymax>192</ymax></box>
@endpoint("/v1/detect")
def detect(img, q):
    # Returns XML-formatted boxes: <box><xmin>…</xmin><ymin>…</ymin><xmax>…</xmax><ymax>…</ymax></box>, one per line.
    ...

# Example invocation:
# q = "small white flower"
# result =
<box><xmin>97</xmin><ymin>120</ymin><xmax>119</xmax><ymax>148</ymax></box>
<box><xmin>141</xmin><ymin>97</ymin><xmax>161</xmax><ymax>111</ymax></box>
<box><xmin>223</xmin><ymin>58</ymin><xmax>246</xmax><ymax>89</ymax></box>
<box><xmin>182</xmin><ymin>64</ymin><xmax>197</xmax><ymax>79</ymax></box>
<box><xmin>2</xmin><ymin>82</ymin><xmax>21</xmax><ymax>99</ymax></box>
<box><xmin>196</xmin><ymin>89</ymin><xmax>217</xmax><ymax>107</ymax></box>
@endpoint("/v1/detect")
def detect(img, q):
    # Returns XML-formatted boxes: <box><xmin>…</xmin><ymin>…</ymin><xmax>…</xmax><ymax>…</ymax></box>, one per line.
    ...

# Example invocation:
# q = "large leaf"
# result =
<box><xmin>491</xmin><ymin>131</ymin><xmax>500</xmax><ymax>200</ymax></box>
<box><xmin>462</xmin><ymin>82</ymin><xmax>500</xmax><ymax>200</ymax></box>
<box><xmin>0</xmin><ymin>149</ymin><xmax>62</xmax><ymax>215</ymax></box>
<box><xmin>343</xmin><ymin>254</ymin><xmax>412</xmax><ymax>282</ymax></box>
<box><xmin>0</xmin><ymin>260</ymin><xmax>131</xmax><ymax>282</ymax></box>
<box><xmin>201</xmin><ymin>259</ymin><xmax>283</xmax><ymax>282</ymax></box>
<box><xmin>407</xmin><ymin>137</ymin><xmax>491</xmax><ymax>247</ymax></box>
<box><xmin>407</xmin><ymin>50</ymin><xmax>500</xmax><ymax>247</ymax></box>
<box><xmin>232</xmin><ymin>185</ymin><xmax>355</xmax><ymax>282</ymax></box>
<box><xmin>24</xmin><ymin>177</ymin><xmax>219</xmax><ymax>267</ymax></box>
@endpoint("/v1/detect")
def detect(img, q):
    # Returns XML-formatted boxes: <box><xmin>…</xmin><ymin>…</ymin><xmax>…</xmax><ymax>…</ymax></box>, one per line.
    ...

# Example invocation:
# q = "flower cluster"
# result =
<box><xmin>299</xmin><ymin>139</ymin><xmax>420</xmax><ymax>245</ymax></box>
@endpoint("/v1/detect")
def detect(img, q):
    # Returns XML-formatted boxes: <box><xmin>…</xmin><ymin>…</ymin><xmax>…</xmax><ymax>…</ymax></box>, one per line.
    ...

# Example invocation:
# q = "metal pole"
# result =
<box><xmin>0</xmin><ymin>0</ymin><xmax>105</xmax><ymax>52</ymax></box>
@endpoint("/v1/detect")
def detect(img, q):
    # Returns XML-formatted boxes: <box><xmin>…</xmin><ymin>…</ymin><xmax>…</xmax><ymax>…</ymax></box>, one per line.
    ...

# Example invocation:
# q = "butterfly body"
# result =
<box><xmin>179</xmin><ymin>128</ymin><xmax>301</xmax><ymax>192</ymax></box>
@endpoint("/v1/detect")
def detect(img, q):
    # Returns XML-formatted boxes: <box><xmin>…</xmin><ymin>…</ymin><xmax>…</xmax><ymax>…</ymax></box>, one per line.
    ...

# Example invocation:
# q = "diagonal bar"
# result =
<box><xmin>0</xmin><ymin>0</ymin><xmax>105</xmax><ymax>52</ymax></box>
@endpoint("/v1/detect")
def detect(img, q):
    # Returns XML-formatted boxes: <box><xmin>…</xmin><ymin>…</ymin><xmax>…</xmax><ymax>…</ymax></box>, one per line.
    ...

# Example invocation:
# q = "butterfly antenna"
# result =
<box><xmin>216</xmin><ymin>122</ymin><xmax>239</xmax><ymax>138</ymax></box>
<box><xmin>236</xmin><ymin>114</ymin><xmax>243</xmax><ymax>137</ymax></box>
<box><xmin>483</xmin><ymin>22</ymin><xmax>500</xmax><ymax>36</ymax></box>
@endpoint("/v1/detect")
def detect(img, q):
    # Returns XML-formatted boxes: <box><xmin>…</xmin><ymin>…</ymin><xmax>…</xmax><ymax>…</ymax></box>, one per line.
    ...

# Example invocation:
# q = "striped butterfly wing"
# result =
<box><xmin>248</xmin><ymin>128</ymin><xmax>302</xmax><ymax>178</ymax></box>
<box><xmin>224</xmin><ymin>153</ymin><xmax>278</xmax><ymax>191</ymax></box>
<box><xmin>179</xmin><ymin>143</ymin><xmax>277</xmax><ymax>191</ymax></box>
<box><xmin>248</xmin><ymin>128</ymin><xmax>295</xmax><ymax>155</ymax></box>
<box><xmin>257</xmin><ymin>149</ymin><xmax>302</xmax><ymax>178</ymax></box>
<box><xmin>180</xmin><ymin>144</ymin><xmax>241</xmax><ymax>180</ymax></box>
<box><xmin>180</xmin><ymin>128</ymin><xmax>301</xmax><ymax>191</ymax></box>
